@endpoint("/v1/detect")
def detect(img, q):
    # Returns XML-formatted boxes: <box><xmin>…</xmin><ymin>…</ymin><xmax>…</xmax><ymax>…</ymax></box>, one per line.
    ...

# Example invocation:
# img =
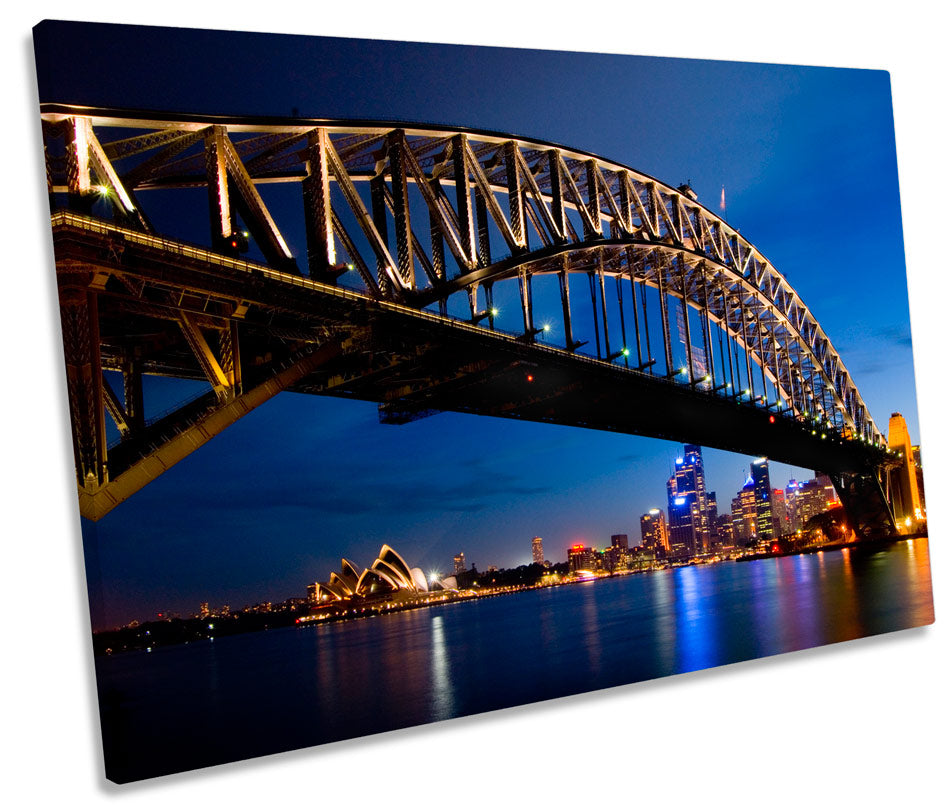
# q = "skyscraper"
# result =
<box><xmin>771</xmin><ymin>488</ymin><xmax>788</xmax><ymax>537</ymax></box>
<box><xmin>731</xmin><ymin>476</ymin><xmax>757</xmax><ymax>544</ymax></box>
<box><xmin>532</xmin><ymin>536</ymin><xmax>544</xmax><ymax>566</ymax></box>
<box><xmin>750</xmin><ymin>458</ymin><xmax>774</xmax><ymax>541</ymax></box>
<box><xmin>453</xmin><ymin>552</ymin><xmax>466</xmax><ymax>575</ymax></box>
<box><xmin>666</xmin><ymin>444</ymin><xmax>711</xmax><ymax>558</ymax></box>
<box><xmin>640</xmin><ymin>509</ymin><xmax>669</xmax><ymax>555</ymax></box>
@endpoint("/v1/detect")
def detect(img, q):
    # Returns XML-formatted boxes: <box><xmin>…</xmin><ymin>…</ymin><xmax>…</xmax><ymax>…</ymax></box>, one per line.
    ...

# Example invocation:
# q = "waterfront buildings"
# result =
<box><xmin>454</xmin><ymin>552</ymin><xmax>466</xmax><ymax>575</ymax></box>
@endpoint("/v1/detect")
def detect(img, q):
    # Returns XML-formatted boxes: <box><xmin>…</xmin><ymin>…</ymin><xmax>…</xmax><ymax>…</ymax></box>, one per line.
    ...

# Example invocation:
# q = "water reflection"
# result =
<box><xmin>430</xmin><ymin>615</ymin><xmax>454</xmax><ymax>719</ymax></box>
<box><xmin>673</xmin><ymin>566</ymin><xmax>718</xmax><ymax>673</ymax></box>
<box><xmin>649</xmin><ymin>572</ymin><xmax>676</xmax><ymax>675</ymax></box>
<box><xmin>580</xmin><ymin>583</ymin><xmax>603</xmax><ymax>677</ymax></box>
<box><xmin>97</xmin><ymin>540</ymin><xmax>935</xmax><ymax>783</ymax></box>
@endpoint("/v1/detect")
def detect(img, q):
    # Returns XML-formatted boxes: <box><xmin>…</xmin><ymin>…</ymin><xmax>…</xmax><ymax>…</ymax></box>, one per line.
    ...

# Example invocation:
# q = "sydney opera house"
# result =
<box><xmin>309</xmin><ymin>544</ymin><xmax>457</xmax><ymax>604</ymax></box>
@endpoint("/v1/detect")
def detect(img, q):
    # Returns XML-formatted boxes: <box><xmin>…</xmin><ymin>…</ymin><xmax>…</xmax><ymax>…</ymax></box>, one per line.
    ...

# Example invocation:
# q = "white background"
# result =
<box><xmin>4</xmin><ymin>3</ymin><xmax>947</xmax><ymax>809</ymax></box>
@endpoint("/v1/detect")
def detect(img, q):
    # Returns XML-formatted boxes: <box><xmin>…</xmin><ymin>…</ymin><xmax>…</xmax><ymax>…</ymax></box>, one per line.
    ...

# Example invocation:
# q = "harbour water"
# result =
<box><xmin>96</xmin><ymin>539</ymin><xmax>934</xmax><ymax>783</ymax></box>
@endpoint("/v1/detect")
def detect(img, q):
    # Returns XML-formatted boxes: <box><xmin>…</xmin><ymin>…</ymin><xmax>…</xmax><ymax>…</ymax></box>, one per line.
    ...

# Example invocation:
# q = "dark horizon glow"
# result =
<box><xmin>35</xmin><ymin>22</ymin><xmax>921</xmax><ymax>630</ymax></box>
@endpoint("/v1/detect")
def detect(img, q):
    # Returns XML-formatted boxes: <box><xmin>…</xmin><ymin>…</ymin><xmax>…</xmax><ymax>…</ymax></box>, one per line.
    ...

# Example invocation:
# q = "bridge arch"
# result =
<box><xmin>40</xmin><ymin>105</ymin><xmax>895</xmax><ymax>527</ymax></box>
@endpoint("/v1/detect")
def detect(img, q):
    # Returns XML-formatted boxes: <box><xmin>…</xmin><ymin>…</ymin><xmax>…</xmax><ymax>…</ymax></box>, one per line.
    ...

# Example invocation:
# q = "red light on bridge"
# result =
<box><xmin>526</xmin><ymin>374</ymin><xmax>534</xmax><ymax>383</ymax></box>
<box><xmin>769</xmin><ymin>415</ymin><xmax>776</xmax><ymax>424</ymax></box>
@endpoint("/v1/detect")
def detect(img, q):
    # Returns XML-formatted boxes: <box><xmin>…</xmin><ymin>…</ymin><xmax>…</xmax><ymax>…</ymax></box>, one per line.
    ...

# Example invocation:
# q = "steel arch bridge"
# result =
<box><xmin>40</xmin><ymin>105</ymin><xmax>898</xmax><ymax>535</ymax></box>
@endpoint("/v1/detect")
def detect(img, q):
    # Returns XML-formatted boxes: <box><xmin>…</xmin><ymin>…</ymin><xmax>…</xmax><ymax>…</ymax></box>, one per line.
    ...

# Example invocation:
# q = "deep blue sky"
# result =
<box><xmin>35</xmin><ymin>21</ymin><xmax>918</xmax><ymax>629</ymax></box>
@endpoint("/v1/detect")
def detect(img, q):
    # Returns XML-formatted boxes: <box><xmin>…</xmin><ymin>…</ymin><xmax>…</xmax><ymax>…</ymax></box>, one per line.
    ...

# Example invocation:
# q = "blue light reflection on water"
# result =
<box><xmin>96</xmin><ymin>540</ymin><xmax>933</xmax><ymax>783</ymax></box>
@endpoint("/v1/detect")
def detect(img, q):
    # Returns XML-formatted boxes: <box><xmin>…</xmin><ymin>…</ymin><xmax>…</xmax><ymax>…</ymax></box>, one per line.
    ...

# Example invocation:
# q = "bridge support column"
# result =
<box><xmin>829</xmin><ymin>468</ymin><xmax>897</xmax><ymax>541</ymax></box>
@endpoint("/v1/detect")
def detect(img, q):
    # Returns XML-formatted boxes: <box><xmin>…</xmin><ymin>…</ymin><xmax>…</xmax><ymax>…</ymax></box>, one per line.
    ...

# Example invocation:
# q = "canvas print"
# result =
<box><xmin>33</xmin><ymin>20</ymin><xmax>934</xmax><ymax>783</ymax></box>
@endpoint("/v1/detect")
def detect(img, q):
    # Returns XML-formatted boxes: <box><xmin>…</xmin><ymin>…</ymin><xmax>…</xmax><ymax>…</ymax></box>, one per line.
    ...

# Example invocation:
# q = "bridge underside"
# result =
<box><xmin>53</xmin><ymin>215</ymin><xmax>894</xmax><ymax>537</ymax></box>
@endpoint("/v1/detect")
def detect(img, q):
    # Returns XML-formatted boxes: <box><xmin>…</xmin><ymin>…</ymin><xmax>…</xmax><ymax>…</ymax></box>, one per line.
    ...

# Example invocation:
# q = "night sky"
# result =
<box><xmin>34</xmin><ymin>21</ymin><xmax>917</xmax><ymax>629</ymax></box>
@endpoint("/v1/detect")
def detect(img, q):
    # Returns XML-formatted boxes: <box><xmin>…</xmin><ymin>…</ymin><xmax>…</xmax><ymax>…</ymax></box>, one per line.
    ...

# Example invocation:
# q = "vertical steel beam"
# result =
<box><xmin>453</xmin><ymin>135</ymin><xmax>476</xmax><ymax>265</ymax></box>
<box><xmin>738</xmin><ymin>297</ymin><xmax>755</xmax><ymax>400</ymax></box>
<box><xmin>547</xmin><ymin>150</ymin><xmax>567</xmax><ymax>242</ymax></box>
<box><xmin>122</xmin><ymin>355</ymin><xmax>145</xmax><ymax>434</ymax></box>
<box><xmin>559</xmin><ymin>263</ymin><xmax>575</xmax><ymax>351</ymax></box>
<box><xmin>721</xmin><ymin>282</ymin><xmax>736</xmax><ymax>395</ymax></box>
<box><xmin>657</xmin><ymin>258</ymin><xmax>674</xmax><ymax>376</ymax></box>
<box><xmin>429</xmin><ymin>180</ymin><xmax>446</xmax><ymax>283</ymax></box>
<box><xmin>618</xmin><ymin>170</ymin><xmax>633</xmax><ymax>234</ymax></box>
<box><xmin>475</xmin><ymin>191</ymin><xmax>491</xmax><ymax>267</ymax></box>
<box><xmin>598</xmin><ymin>255</ymin><xmax>611</xmax><ymax>358</ymax></box>
<box><xmin>370</xmin><ymin>173</ymin><xmax>391</xmax><ymax>294</ymax></box>
<box><xmin>59</xmin><ymin>287</ymin><xmax>107</xmax><ymax>489</ymax></box>
<box><xmin>204</xmin><ymin>125</ymin><xmax>232</xmax><ymax>248</ymax></box>
<box><xmin>504</xmin><ymin>142</ymin><xmax>526</xmax><ymax>250</ymax></box>
<box><xmin>679</xmin><ymin>259</ymin><xmax>695</xmax><ymax>387</ymax></box>
<box><xmin>753</xmin><ymin>309</ymin><xmax>770</xmax><ymax>404</ymax></box>
<box><xmin>519</xmin><ymin>270</ymin><xmax>534</xmax><ymax>336</ymax></box>
<box><xmin>640</xmin><ymin>270</ymin><xmax>653</xmax><ymax>368</ymax></box>
<box><xmin>626</xmin><ymin>261</ymin><xmax>644</xmax><ymax>369</ymax></box>
<box><xmin>699</xmin><ymin>264</ymin><xmax>715</xmax><ymax>389</ymax></box>
<box><xmin>64</xmin><ymin>118</ymin><xmax>92</xmax><ymax>215</ymax></box>
<box><xmin>302</xmin><ymin>128</ymin><xmax>335</xmax><ymax>276</ymax></box>
<box><xmin>387</xmin><ymin>131</ymin><xmax>414</xmax><ymax>288</ymax></box>
<box><xmin>585</xmin><ymin>160</ymin><xmax>602</xmax><ymax>238</ymax></box>
<box><xmin>615</xmin><ymin>276</ymin><xmax>629</xmax><ymax>367</ymax></box>
<box><xmin>588</xmin><ymin>273</ymin><xmax>602</xmax><ymax>358</ymax></box>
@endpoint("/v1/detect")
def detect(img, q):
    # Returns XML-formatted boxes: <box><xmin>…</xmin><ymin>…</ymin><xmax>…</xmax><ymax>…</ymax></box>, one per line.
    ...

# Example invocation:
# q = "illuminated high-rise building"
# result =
<box><xmin>785</xmin><ymin>479</ymin><xmax>804</xmax><ymax>533</ymax></box>
<box><xmin>666</xmin><ymin>444</ymin><xmax>711</xmax><ymax>558</ymax></box>
<box><xmin>453</xmin><ymin>552</ymin><xmax>466</xmax><ymax>575</ymax></box>
<box><xmin>532</xmin><ymin>536</ymin><xmax>544</xmax><ymax>566</ymax></box>
<box><xmin>640</xmin><ymin>509</ymin><xmax>669</xmax><ymax>555</ymax></box>
<box><xmin>568</xmin><ymin>544</ymin><xmax>596</xmax><ymax>572</ymax></box>
<box><xmin>750</xmin><ymin>458</ymin><xmax>774</xmax><ymax>541</ymax></box>
<box><xmin>731</xmin><ymin>476</ymin><xmax>757</xmax><ymax>543</ymax></box>
<box><xmin>771</xmin><ymin>488</ymin><xmax>789</xmax><ymax>537</ymax></box>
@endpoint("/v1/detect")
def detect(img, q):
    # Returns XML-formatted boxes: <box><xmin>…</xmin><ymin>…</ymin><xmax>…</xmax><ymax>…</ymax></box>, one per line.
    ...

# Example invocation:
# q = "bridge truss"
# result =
<box><xmin>40</xmin><ymin>105</ymin><xmax>896</xmax><ymax>534</ymax></box>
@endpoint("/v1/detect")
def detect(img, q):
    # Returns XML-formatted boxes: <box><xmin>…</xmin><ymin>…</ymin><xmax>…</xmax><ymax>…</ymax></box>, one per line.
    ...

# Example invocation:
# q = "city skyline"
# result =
<box><xmin>90</xmin><ymin>433</ymin><xmax>829</xmax><ymax>629</ymax></box>
<box><xmin>35</xmin><ymin>22</ymin><xmax>922</xmax><ymax>631</ymax></box>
